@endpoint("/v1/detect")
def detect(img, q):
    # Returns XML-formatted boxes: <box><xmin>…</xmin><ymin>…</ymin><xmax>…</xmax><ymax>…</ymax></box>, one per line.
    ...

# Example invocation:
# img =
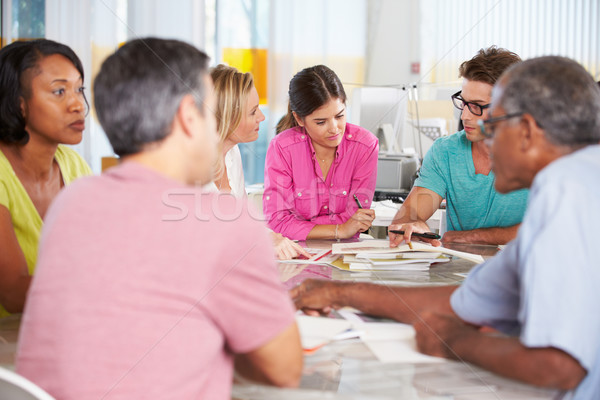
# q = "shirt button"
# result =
<box><xmin>324</xmin><ymin>205</ymin><xmax>328</xmax><ymax>209</ymax></box>
<box><xmin>330</xmin><ymin>184</ymin><xmax>333</xmax><ymax>187</ymax></box>
<box><xmin>348</xmin><ymin>134</ymin><xmax>352</xmax><ymax>138</ymax></box>
<box><xmin>300</xmin><ymin>135</ymin><xmax>305</xmax><ymax>139</ymax></box>
<box><xmin>297</xmin><ymin>192</ymin><xmax>302</xmax><ymax>197</ymax></box>
<box><xmin>342</xmin><ymin>190</ymin><xmax>347</xmax><ymax>195</ymax></box>
<box><xmin>266</xmin><ymin>196</ymin><xmax>270</xmax><ymax>200</ymax></box>
<box><xmin>364</xmin><ymin>199</ymin><xmax>369</xmax><ymax>204</ymax></box>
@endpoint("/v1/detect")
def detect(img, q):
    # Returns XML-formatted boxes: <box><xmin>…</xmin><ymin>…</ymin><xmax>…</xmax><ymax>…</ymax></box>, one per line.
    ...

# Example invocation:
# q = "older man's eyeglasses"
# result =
<box><xmin>451</xmin><ymin>91</ymin><xmax>491</xmax><ymax>116</ymax></box>
<box><xmin>477</xmin><ymin>113</ymin><xmax>524</xmax><ymax>138</ymax></box>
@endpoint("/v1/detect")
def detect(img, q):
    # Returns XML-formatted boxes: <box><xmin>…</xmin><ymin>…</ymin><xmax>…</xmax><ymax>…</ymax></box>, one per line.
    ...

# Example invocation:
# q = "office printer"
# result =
<box><xmin>374</xmin><ymin>153</ymin><xmax>419</xmax><ymax>203</ymax></box>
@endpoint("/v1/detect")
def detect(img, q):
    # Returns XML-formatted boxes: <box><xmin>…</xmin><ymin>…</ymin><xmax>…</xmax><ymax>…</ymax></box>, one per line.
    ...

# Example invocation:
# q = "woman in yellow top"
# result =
<box><xmin>0</xmin><ymin>39</ymin><xmax>92</xmax><ymax>316</ymax></box>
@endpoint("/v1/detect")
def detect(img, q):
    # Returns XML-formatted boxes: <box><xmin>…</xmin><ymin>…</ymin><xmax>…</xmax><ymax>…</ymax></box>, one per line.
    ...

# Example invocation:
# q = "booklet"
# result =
<box><xmin>332</xmin><ymin>239</ymin><xmax>484</xmax><ymax>264</ymax></box>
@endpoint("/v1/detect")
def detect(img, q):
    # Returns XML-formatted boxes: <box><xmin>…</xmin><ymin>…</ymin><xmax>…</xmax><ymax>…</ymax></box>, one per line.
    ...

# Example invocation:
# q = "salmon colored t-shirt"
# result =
<box><xmin>17</xmin><ymin>162</ymin><xmax>295</xmax><ymax>400</ymax></box>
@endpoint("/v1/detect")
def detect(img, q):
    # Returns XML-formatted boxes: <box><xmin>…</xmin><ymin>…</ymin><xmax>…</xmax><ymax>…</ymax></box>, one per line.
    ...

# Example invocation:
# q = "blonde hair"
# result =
<box><xmin>210</xmin><ymin>64</ymin><xmax>254</xmax><ymax>179</ymax></box>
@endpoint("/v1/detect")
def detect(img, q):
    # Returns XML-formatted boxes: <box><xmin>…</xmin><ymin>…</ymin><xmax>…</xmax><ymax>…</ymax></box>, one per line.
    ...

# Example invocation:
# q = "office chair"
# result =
<box><xmin>0</xmin><ymin>367</ymin><xmax>55</xmax><ymax>400</ymax></box>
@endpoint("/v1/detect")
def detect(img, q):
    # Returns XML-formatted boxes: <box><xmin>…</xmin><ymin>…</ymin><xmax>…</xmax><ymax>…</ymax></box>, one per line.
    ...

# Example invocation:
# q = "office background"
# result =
<box><xmin>2</xmin><ymin>0</ymin><xmax>598</xmax><ymax>183</ymax></box>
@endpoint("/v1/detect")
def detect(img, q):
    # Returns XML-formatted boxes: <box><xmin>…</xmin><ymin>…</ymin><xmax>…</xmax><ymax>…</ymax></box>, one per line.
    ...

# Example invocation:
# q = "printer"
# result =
<box><xmin>374</xmin><ymin>153</ymin><xmax>419</xmax><ymax>203</ymax></box>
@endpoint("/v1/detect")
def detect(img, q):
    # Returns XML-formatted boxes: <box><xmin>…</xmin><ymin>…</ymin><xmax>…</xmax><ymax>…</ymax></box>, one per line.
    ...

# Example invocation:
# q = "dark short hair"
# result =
<box><xmin>276</xmin><ymin>65</ymin><xmax>347</xmax><ymax>133</ymax></box>
<box><xmin>0</xmin><ymin>39</ymin><xmax>86</xmax><ymax>145</ymax></box>
<box><xmin>500</xmin><ymin>56</ymin><xmax>600</xmax><ymax>147</ymax></box>
<box><xmin>93</xmin><ymin>38</ymin><xmax>210</xmax><ymax>157</ymax></box>
<box><xmin>459</xmin><ymin>46</ymin><xmax>521</xmax><ymax>86</ymax></box>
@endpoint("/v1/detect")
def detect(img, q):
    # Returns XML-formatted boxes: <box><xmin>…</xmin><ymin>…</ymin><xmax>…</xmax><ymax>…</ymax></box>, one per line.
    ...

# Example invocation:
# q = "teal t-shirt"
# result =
<box><xmin>414</xmin><ymin>130</ymin><xmax>528</xmax><ymax>231</ymax></box>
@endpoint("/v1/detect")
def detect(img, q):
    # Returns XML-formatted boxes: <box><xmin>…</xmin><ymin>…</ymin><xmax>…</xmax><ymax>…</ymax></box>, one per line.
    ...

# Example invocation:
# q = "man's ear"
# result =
<box><xmin>176</xmin><ymin>94</ymin><xmax>199</xmax><ymax>138</ymax></box>
<box><xmin>292</xmin><ymin>111</ymin><xmax>304</xmax><ymax>127</ymax></box>
<box><xmin>519</xmin><ymin>113</ymin><xmax>541</xmax><ymax>152</ymax></box>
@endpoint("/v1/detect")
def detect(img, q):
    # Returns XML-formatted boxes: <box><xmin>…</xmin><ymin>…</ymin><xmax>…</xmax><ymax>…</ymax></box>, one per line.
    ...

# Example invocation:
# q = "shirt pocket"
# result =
<box><xmin>329</xmin><ymin>186</ymin><xmax>351</xmax><ymax>214</ymax></box>
<box><xmin>293</xmin><ymin>187</ymin><xmax>320</xmax><ymax>220</ymax></box>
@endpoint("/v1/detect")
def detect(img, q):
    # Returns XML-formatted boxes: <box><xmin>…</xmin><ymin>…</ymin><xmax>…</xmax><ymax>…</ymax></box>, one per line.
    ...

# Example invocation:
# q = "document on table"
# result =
<box><xmin>332</xmin><ymin>239</ymin><xmax>484</xmax><ymax>264</ymax></box>
<box><xmin>278</xmin><ymin>248</ymin><xmax>340</xmax><ymax>265</ymax></box>
<box><xmin>361</xmin><ymin>323</ymin><xmax>446</xmax><ymax>363</ymax></box>
<box><xmin>337</xmin><ymin>309</ymin><xmax>446</xmax><ymax>364</ymax></box>
<box><xmin>295</xmin><ymin>314</ymin><xmax>356</xmax><ymax>353</ymax></box>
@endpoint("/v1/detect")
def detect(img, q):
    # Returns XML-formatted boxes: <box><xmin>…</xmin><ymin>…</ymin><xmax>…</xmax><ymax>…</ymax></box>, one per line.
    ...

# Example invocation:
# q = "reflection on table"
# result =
<box><xmin>233</xmin><ymin>240</ymin><xmax>559</xmax><ymax>400</ymax></box>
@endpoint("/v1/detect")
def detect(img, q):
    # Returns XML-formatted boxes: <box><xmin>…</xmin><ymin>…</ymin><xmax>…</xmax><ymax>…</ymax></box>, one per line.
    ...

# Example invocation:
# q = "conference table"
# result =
<box><xmin>0</xmin><ymin>241</ymin><xmax>559</xmax><ymax>399</ymax></box>
<box><xmin>232</xmin><ymin>240</ymin><xmax>559</xmax><ymax>400</ymax></box>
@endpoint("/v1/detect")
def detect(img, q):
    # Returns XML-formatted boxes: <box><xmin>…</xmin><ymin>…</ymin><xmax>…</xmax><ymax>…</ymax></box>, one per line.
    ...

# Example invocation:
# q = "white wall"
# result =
<box><xmin>365</xmin><ymin>0</ymin><xmax>420</xmax><ymax>88</ymax></box>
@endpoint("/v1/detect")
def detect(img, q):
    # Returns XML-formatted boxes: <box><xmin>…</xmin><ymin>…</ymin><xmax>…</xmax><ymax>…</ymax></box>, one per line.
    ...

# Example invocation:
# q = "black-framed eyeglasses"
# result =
<box><xmin>451</xmin><ymin>90</ymin><xmax>491</xmax><ymax>116</ymax></box>
<box><xmin>477</xmin><ymin>113</ymin><xmax>524</xmax><ymax>138</ymax></box>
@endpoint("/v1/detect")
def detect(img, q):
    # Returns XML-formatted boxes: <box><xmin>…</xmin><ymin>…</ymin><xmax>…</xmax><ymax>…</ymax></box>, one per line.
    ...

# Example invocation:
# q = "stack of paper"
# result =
<box><xmin>332</xmin><ymin>239</ymin><xmax>485</xmax><ymax>264</ymax></box>
<box><xmin>342</xmin><ymin>252</ymin><xmax>450</xmax><ymax>271</ymax></box>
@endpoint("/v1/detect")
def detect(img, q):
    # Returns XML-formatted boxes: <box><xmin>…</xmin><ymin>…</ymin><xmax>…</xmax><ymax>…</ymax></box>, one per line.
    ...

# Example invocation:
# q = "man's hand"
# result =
<box><xmin>413</xmin><ymin>311</ymin><xmax>477</xmax><ymax>359</ymax></box>
<box><xmin>388</xmin><ymin>221</ymin><xmax>442</xmax><ymax>247</ymax></box>
<box><xmin>289</xmin><ymin>279</ymin><xmax>343</xmax><ymax>316</ymax></box>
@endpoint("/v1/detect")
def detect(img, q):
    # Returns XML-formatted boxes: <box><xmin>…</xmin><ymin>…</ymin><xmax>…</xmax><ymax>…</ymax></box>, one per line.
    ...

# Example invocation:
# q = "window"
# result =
<box><xmin>1</xmin><ymin>0</ymin><xmax>45</xmax><ymax>46</ymax></box>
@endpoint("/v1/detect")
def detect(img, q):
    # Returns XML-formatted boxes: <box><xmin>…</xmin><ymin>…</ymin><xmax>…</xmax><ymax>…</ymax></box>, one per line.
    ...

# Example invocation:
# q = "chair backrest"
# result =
<box><xmin>0</xmin><ymin>367</ymin><xmax>55</xmax><ymax>400</ymax></box>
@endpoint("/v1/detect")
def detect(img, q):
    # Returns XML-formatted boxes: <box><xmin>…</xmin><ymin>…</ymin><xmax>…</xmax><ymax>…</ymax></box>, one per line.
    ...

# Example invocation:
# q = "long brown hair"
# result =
<box><xmin>276</xmin><ymin>65</ymin><xmax>346</xmax><ymax>134</ymax></box>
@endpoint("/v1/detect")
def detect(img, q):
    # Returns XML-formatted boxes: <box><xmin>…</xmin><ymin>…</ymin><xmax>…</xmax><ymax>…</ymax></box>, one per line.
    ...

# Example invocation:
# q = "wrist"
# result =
<box><xmin>443</xmin><ymin>325</ymin><xmax>478</xmax><ymax>360</ymax></box>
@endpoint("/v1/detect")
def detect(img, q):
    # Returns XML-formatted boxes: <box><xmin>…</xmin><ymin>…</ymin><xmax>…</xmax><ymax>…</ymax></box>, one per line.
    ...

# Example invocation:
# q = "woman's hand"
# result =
<box><xmin>271</xmin><ymin>231</ymin><xmax>311</xmax><ymax>260</ymax></box>
<box><xmin>339</xmin><ymin>209</ymin><xmax>375</xmax><ymax>238</ymax></box>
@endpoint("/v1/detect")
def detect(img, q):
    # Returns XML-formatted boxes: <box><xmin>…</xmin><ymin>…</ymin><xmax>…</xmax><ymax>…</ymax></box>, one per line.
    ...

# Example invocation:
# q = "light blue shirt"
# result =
<box><xmin>451</xmin><ymin>145</ymin><xmax>600</xmax><ymax>399</ymax></box>
<box><xmin>414</xmin><ymin>130</ymin><xmax>528</xmax><ymax>231</ymax></box>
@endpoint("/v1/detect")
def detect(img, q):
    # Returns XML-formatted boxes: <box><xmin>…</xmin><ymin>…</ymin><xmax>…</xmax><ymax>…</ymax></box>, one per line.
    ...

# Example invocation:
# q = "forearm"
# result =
<box><xmin>443</xmin><ymin>224</ymin><xmax>520</xmax><ymax>245</ymax></box>
<box><xmin>391</xmin><ymin>188</ymin><xmax>442</xmax><ymax>227</ymax></box>
<box><xmin>449</xmin><ymin>333</ymin><xmax>586</xmax><ymax>390</ymax></box>
<box><xmin>306</xmin><ymin>224</ymin><xmax>337</xmax><ymax>240</ymax></box>
<box><xmin>338</xmin><ymin>283</ymin><xmax>457</xmax><ymax>323</ymax></box>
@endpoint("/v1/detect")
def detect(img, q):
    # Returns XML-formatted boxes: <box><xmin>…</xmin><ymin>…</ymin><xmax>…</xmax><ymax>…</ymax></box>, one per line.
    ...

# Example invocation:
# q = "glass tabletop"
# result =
<box><xmin>233</xmin><ymin>240</ymin><xmax>559</xmax><ymax>400</ymax></box>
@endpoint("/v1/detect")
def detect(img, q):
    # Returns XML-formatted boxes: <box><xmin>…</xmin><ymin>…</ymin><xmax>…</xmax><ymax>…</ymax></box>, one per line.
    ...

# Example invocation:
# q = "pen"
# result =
<box><xmin>388</xmin><ymin>230</ymin><xmax>441</xmax><ymax>240</ymax></box>
<box><xmin>353</xmin><ymin>194</ymin><xmax>363</xmax><ymax>209</ymax></box>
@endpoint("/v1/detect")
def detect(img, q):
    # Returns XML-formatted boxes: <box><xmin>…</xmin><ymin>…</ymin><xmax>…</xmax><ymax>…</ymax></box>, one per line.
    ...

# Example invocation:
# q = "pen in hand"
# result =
<box><xmin>353</xmin><ymin>194</ymin><xmax>371</xmax><ymax>234</ymax></box>
<box><xmin>353</xmin><ymin>194</ymin><xmax>363</xmax><ymax>209</ymax></box>
<box><xmin>388</xmin><ymin>230</ymin><xmax>441</xmax><ymax>240</ymax></box>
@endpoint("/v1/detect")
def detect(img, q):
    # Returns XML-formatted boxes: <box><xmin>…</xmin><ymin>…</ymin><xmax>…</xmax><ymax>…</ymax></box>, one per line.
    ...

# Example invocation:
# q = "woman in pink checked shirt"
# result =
<box><xmin>263</xmin><ymin>65</ymin><xmax>378</xmax><ymax>241</ymax></box>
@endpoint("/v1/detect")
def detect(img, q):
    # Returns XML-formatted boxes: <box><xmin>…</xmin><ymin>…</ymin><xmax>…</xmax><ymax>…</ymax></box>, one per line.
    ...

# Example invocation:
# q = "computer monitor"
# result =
<box><xmin>350</xmin><ymin>87</ymin><xmax>408</xmax><ymax>153</ymax></box>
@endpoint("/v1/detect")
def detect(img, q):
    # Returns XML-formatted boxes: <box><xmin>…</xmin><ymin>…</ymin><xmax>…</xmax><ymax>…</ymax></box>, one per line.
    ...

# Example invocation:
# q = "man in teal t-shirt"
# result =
<box><xmin>389</xmin><ymin>46</ymin><xmax>528</xmax><ymax>246</ymax></box>
<box><xmin>415</xmin><ymin>130</ymin><xmax>528</xmax><ymax>232</ymax></box>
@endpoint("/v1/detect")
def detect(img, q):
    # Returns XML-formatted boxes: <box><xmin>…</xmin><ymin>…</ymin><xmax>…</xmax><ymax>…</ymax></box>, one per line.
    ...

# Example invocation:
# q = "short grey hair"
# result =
<box><xmin>499</xmin><ymin>56</ymin><xmax>600</xmax><ymax>147</ymax></box>
<box><xmin>94</xmin><ymin>38</ymin><xmax>210</xmax><ymax>156</ymax></box>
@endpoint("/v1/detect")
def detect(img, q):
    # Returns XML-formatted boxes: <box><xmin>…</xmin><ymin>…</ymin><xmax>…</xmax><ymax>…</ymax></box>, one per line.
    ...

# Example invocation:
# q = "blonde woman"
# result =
<box><xmin>209</xmin><ymin>64</ymin><xmax>309</xmax><ymax>260</ymax></box>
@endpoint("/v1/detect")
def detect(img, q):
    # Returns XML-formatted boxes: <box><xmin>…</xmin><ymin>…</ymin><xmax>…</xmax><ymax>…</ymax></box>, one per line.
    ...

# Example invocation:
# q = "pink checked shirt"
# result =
<box><xmin>263</xmin><ymin>123</ymin><xmax>379</xmax><ymax>240</ymax></box>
